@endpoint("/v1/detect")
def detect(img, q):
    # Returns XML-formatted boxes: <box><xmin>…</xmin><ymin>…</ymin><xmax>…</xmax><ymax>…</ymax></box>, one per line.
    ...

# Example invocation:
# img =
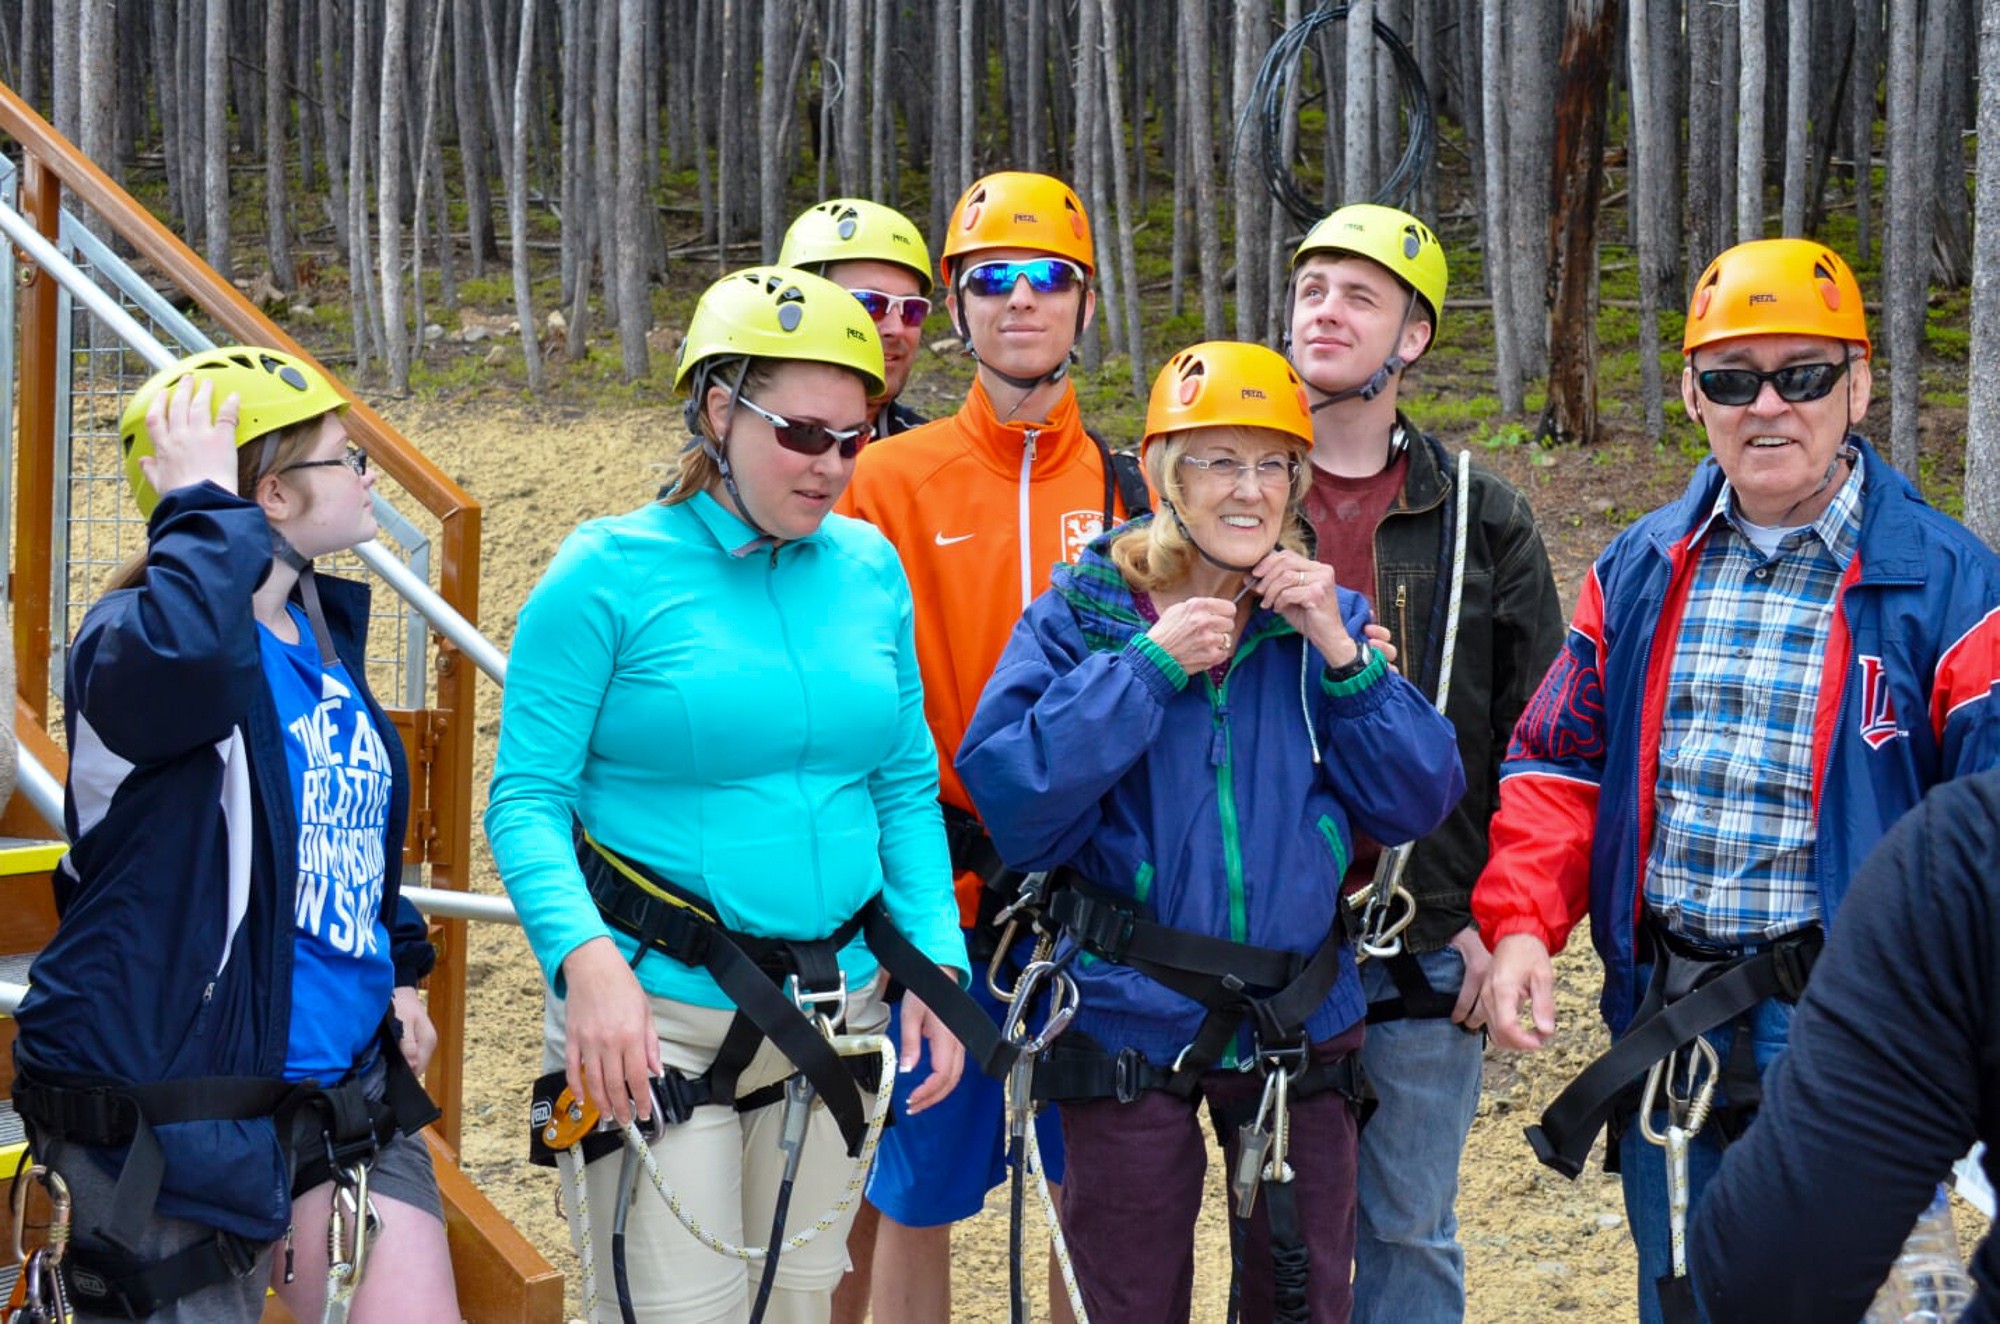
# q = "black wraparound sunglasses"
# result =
<box><xmin>1693</xmin><ymin>358</ymin><xmax>1850</xmax><ymax>407</ymax></box>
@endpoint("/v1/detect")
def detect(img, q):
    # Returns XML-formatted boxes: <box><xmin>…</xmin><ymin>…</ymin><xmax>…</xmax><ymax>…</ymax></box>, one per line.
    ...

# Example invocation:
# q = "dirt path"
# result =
<box><xmin>389</xmin><ymin>397</ymin><xmax>1646</xmax><ymax>1322</ymax></box>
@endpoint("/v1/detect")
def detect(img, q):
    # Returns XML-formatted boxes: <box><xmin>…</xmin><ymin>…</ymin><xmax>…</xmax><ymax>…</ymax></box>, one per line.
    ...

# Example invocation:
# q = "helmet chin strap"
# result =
<box><xmin>684</xmin><ymin>358</ymin><xmax>776</xmax><ymax>542</ymax></box>
<box><xmin>270</xmin><ymin>528</ymin><xmax>340</xmax><ymax>667</ymax></box>
<box><xmin>1163</xmin><ymin>499</ymin><xmax>1275</xmax><ymax>578</ymax></box>
<box><xmin>1306</xmin><ymin>288</ymin><xmax>1418</xmax><ymax>412</ymax></box>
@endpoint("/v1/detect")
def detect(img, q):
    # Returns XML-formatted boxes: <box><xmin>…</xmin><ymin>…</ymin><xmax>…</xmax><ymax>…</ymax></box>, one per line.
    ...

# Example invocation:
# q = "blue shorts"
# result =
<box><xmin>864</xmin><ymin>958</ymin><xmax>1067</xmax><ymax>1228</ymax></box>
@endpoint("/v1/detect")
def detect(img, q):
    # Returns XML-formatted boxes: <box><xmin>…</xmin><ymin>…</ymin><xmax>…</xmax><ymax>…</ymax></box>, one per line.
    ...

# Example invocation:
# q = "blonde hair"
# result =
<box><xmin>1110</xmin><ymin>426</ymin><xmax>1312</xmax><ymax>593</ymax></box>
<box><xmin>659</xmin><ymin>357</ymin><xmax>781</xmax><ymax>507</ymax></box>
<box><xmin>103</xmin><ymin>413</ymin><xmax>331</xmax><ymax>593</ymax></box>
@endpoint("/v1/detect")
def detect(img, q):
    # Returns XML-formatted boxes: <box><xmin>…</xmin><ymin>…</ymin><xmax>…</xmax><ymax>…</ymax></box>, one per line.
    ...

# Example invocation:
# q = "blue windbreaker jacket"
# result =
<box><xmin>1473</xmin><ymin>440</ymin><xmax>2000</xmax><ymax>1035</ymax></box>
<box><xmin>957</xmin><ymin>527</ymin><xmax>1465</xmax><ymax>1065</ymax></box>
<box><xmin>14</xmin><ymin>482</ymin><xmax>432</xmax><ymax>1240</ymax></box>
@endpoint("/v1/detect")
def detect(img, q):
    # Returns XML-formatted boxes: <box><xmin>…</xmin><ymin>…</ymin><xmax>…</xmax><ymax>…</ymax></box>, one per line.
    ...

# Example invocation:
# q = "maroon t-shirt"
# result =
<box><xmin>1301</xmin><ymin>452</ymin><xmax>1408</xmax><ymax>891</ymax></box>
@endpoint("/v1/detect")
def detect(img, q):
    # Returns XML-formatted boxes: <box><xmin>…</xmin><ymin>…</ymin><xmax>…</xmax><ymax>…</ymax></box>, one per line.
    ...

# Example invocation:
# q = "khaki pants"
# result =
<box><xmin>543</xmin><ymin>981</ymin><xmax>888</xmax><ymax>1324</ymax></box>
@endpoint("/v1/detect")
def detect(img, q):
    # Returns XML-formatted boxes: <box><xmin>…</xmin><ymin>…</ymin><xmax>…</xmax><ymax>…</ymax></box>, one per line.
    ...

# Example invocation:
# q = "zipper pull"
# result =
<box><xmin>1023</xmin><ymin>429</ymin><xmax>1039</xmax><ymax>464</ymax></box>
<box><xmin>1210</xmin><ymin>706</ymin><xmax>1229</xmax><ymax>766</ymax></box>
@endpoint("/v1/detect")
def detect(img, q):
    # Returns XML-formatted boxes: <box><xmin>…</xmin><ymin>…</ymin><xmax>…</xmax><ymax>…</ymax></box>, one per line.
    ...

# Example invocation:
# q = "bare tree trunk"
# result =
<box><xmin>350</xmin><ymin>0</ymin><xmax>387</xmax><ymax>370</ymax></box>
<box><xmin>262</xmin><ymin>0</ymin><xmax>295</xmax><ymax>287</ymax></box>
<box><xmin>1850</xmin><ymin>0</ymin><xmax>1876</xmax><ymax>263</ymax></box>
<box><xmin>1346</xmin><ymin>0</ymin><xmax>1376</xmax><ymax>200</ymax></box>
<box><xmin>153</xmin><ymin>0</ymin><xmax>186</xmax><ymax>227</ymax></box>
<box><xmin>1780</xmin><ymin>0</ymin><xmax>1809</xmax><ymax>234</ymax></box>
<box><xmin>1481</xmin><ymin>0</ymin><xmax>1521</xmax><ymax>412</ymax></box>
<box><xmin>1506</xmin><ymin>0</ymin><xmax>1555</xmax><ymax>380</ymax></box>
<box><xmin>838</xmin><ymin>0</ymin><xmax>866</xmax><ymax>193</ymax></box>
<box><xmin>202</xmin><ymin>0</ymin><xmax>229</xmax><ymax>276</ymax></box>
<box><xmin>18</xmin><ymin>0</ymin><xmax>39</xmax><ymax>111</ymax></box>
<box><xmin>318</xmin><ymin>0</ymin><xmax>350</xmax><ymax>253</ymax></box>
<box><xmin>1963</xmin><ymin>0</ymin><xmax>2000</xmax><ymax>542</ymax></box>
<box><xmin>511</xmin><ymin>0</ymin><xmax>545</xmax><ymax>389</ymax></box>
<box><xmin>1737</xmin><ymin>0</ymin><xmax>1767</xmax><ymax>239</ymax></box>
<box><xmin>1232</xmin><ymin>0</ymin><xmax>1266</xmax><ymax>341</ymax></box>
<box><xmin>1924</xmin><ymin>0</ymin><xmax>1972</xmax><ymax>286</ymax></box>
<box><xmin>718</xmin><ymin>0</ymin><xmax>741</xmax><ymax>266</ymax></box>
<box><xmin>1629</xmin><ymin>0</ymin><xmax>1664</xmax><ymax>442</ymax></box>
<box><xmin>957</xmin><ymin>0</ymin><xmax>975</xmax><ymax>192</ymax></box>
<box><xmin>1885</xmin><ymin>0</ymin><xmax>1922</xmax><ymax>478</ymax></box>
<box><xmin>1183</xmin><ymin>0</ymin><xmax>1224</xmax><ymax>340</ymax></box>
<box><xmin>1071</xmin><ymin>0</ymin><xmax>1104</xmax><ymax>368</ymax></box>
<box><xmin>77</xmin><ymin>0</ymin><xmax>113</xmax><ymax>219</ymax></box>
<box><xmin>870</xmin><ymin>0</ymin><xmax>892</xmax><ymax>202</ymax></box>
<box><xmin>595</xmin><ymin>0</ymin><xmax>623</xmax><ymax>332</ymax></box>
<box><xmin>1098</xmin><ymin>0</ymin><xmax>1145</xmax><ymax>400</ymax></box>
<box><xmin>1269</xmin><ymin>0</ymin><xmax>1303</xmax><ymax>344</ymax></box>
<box><xmin>759</xmin><ymin>0</ymin><xmax>793</xmax><ymax>260</ymax></box>
<box><xmin>1541</xmin><ymin>0</ymin><xmax>1615</xmax><ymax>445</ymax></box>
<box><xmin>1024</xmin><ymin>0</ymin><xmax>1045</xmax><ymax>171</ymax></box>
<box><xmin>51</xmin><ymin>0</ymin><xmax>77</xmax><ymax>139</ymax></box>
<box><xmin>410</xmin><ymin>0</ymin><xmax>453</xmax><ymax>343</ymax></box>
<box><xmin>380</xmin><ymin>0</ymin><xmax>413</xmax><ymax>391</ymax></box>
<box><xmin>617</xmin><ymin>0</ymin><xmax>651</xmax><ymax>379</ymax></box>
<box><xmin>452</xmin><ymin>0</ymin><xmax>492</xmax><ymax>274</ymax></box>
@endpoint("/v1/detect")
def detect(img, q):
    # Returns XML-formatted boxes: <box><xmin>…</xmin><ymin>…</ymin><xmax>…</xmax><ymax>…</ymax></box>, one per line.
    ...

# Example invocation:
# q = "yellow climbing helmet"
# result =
<box><xmin>1682</xmin><ymin>238</ymin><xmax>1871</xmax><ymax>358</ymax></box>
<box><xmin>1293</xmin><ymin>203</ymin><xmax>1449</xmax><ymax>327</ymax></box>
<box><xmin>119</xmin><ymin>346</ymin><xmax>348</xmax><ymax>517</ymax></box>
<box><xmin>1142</xmin><ymin>341</ymin><xmax>1315</xmax><ymax>462</ymax></box>
<box><xmin>779</xmin><ymin>199</ymin><xmax>933</xmax><ymax>296</ymax></box>
<box><xmin>673</xmin><ymin>266</ymin><xmax>887</xmax><ymax>399</ymax></box>
<box><xmin>940</xmin><ymin>172</ymin><xmax>1094</xmax><ymax>287</ymax></box>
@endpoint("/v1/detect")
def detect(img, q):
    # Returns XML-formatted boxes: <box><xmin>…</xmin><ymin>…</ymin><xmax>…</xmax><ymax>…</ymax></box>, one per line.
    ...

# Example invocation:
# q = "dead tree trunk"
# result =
<box><xmin>264</xmin><ymin>0</ymin><xmax>295</xmax><ymax>287</ymax></box>
<box><xmin>1781</xmin><ymin>0</ymin><xmax>1809</xmax><ymax>234</ymax></box>
<box><xmin>1884</xmin><ymin>0</ymin><xmax>1922</xmax><ymax>478</ymax></box>
<box><xmin>1184</xmin><ymin>0</ymin><xmax>1225</xmax><ymax>340</ymax></box>
<box><xmin>318</xmin><ymin>0</ymin><xmax>349</xmax><ymax>254</ymax></box>
<box><xmin>1346</xmin><ymin>0</ymin><xmax>1376</xmax><ymax>200</ymax></box>
<box><xmin>202</xmin><ymin>0</ymin><xmax>229</xmax><ymax>276</ymax></box>
<box><xmin>1737</xmin><ymin>0</ymin><xmax>1767</xmax><ymax>239</ymax></box>
<box><xmin>1480</xmin><ymin>0</ymin><xmax>1523</xmax><ymax>412</ymax></box>
<box><xmin>1963</xmin><ymin>0</ymin><xmax>2000</xmax><ymax>542</ymax></box>
<box><xmin>617</xmin><ymin>0</ymin><xmax>650</xmax><ymax>379</ymax></box>
<box><xmin>1540</xmin><ymin>0</ymin><xmax>1616</xmax><ymax>445</ymax></box>
<box><xmin>511</xmin><ymin>0</ymin><xmax>545</xmax><ymax>389</ymax></box>
<box><xmin>380</xmin><ymin>0</ymin><xmax>413</xmax><ymax>391</ymax></box>
<box><xmin>1098</xmin><ymin>0</ymin><xmax>1145</xmax><ymax>400</ymax></box>
<box><xmin>1629</xmin><ymin>0</ymin><xmax>1665</xmax><ymax>442</ymax></box>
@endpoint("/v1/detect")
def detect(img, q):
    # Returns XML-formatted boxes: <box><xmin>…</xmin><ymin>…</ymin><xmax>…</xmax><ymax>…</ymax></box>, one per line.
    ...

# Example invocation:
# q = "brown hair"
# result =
<box><xmin>1109</xmin><ymin>427</ymin><xmax>1312</xmax><ymax>593</ymax></box>
<box><xmin>659</xmin><ymin>358</ymin><xmax>782</xmax><ymax>507</ymax></box>
<box><xmin>102</xmin><ymin>414</ymin><xmax>329</xmax><ymax>592</ymax></box>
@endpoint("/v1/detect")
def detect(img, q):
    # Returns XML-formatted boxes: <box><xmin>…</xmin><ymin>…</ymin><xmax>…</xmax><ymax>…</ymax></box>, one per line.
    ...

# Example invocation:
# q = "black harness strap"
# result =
<box><xmin>1526</xmin><ymin>926</ymin><xmax>1822</xmax><ymax>1179</ymax></box>
<box><xmin>1363</xmin><ymin>948</ymin><xmax>1461</xmax><ymax>1024</ymax></box>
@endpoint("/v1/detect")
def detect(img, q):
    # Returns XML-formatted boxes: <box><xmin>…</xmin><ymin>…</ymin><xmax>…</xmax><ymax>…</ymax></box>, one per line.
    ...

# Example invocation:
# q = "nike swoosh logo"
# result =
<box><xmin>934</xmin><ymin>532</ymin><xmax>976</xmax><ymax>546</ymax></box>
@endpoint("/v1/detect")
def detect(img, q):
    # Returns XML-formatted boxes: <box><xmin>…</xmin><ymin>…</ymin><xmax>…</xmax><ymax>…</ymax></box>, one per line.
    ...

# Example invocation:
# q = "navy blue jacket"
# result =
<box><xmin>958</xmin><ymin>527</ymin><xmax>1464</xmax><ymax>1064</ymax></box>
<box><xmin>1691</xmin><ymin>768</ymin><xmax>2000</xmax><ymax>1323</ymax></box>
<box><xmin>14</xmin><ymin>481</ymin><xmax>432</xmax><ymax>1240</ymax></box>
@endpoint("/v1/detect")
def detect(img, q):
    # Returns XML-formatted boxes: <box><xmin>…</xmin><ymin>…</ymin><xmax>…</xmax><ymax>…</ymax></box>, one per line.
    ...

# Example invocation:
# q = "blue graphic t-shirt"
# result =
<box><xmin>259</xmin><ymin>604</ymin><xmax>395</xmax><ymax>1081</ymax></box>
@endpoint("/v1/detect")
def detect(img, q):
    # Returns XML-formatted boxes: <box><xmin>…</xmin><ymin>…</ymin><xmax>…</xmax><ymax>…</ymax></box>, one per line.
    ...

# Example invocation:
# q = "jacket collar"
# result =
<box><xmin>1657</xmin><ymin>435</ymin><xmax>1924</xmax><ymax>583</ymax></box>
<box><xmin>1393</xmin><ymin>417</ymin><xmax>1449</xmax><ymax>511</ymax></box>
<box><xmin>681</xmin><ymin>488</ymin><xmax>831</xmax><ymax>558</ymax></box>
<box><xmin>957</xmin><ymin>375</ymin><xmax>1091</xmax><ymax>480</ymax></box>
<box><xmin>1055</xmin><ymin>518</ymin><xmax>1294</xmax><ymax>654</ymax></box>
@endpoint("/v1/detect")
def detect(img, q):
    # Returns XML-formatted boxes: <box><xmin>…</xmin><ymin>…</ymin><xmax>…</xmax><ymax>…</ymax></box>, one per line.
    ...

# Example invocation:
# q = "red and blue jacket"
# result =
<box><xmin>1472</xmin><ymin>439</ymin><xmax>2000</xmax><ymax>1035</ymax></box>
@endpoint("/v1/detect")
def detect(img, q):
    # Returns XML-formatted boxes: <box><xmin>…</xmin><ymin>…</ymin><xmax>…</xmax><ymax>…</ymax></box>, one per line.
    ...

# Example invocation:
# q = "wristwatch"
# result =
<box><xmin>1326</xmin><ymin>641</ymin><xmax>1373</xmax><ymax>682</ymax></box>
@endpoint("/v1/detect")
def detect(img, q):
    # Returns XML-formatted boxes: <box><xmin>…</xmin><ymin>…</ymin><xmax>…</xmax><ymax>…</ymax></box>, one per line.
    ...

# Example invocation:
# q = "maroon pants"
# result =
<box><xmin>1057</xmin><ymin>1022</ymin><xmax>1365</xmax><ymax>1323</ymax></box>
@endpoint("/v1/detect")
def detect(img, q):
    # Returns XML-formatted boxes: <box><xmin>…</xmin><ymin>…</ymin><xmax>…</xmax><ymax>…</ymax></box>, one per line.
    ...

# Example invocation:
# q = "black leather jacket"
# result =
<box><xmin>1366</xmin><ymin>423</ymin><xmax>1565</xmax><ymax>951</ymax></box>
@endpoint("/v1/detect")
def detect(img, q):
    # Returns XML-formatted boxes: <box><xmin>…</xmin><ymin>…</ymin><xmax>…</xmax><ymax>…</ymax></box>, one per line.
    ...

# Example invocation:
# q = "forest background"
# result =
<box><xmin>11</xmin><ymin>3</ymin><xmax>2000</xmax><ymax>1316</ymax></box>
<box><xmin>14</xmin><ymin>0</ymin><xmax>2000</xmax><ymax>533</ymax></box>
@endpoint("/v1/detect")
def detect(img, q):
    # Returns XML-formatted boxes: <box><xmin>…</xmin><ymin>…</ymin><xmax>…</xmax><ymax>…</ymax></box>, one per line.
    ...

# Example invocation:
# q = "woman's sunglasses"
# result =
<box><xmin>736</xmin><ymin>397</ymin><xmax>872</xmax><ymax>458</ymax></box>
<box><xmin>960</xmin><ymin>257</ymin><xmax>1086</xmax><ymax>300</ymax></box>
<box><xmin>1694</xmin><ymin>359</ymin><xmax>1850</xmax><ymax>407</ymax></box>
<box><xmin>851</xmin><ymin>289</ymin><xmax>932</xmax><ymax>329</ymax></box>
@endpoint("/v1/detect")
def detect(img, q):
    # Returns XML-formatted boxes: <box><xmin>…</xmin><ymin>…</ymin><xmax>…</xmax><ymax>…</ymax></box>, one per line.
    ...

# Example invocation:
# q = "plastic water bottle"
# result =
<box><xmin>1864</xmin><ymin>1185</ymin><xmax>1975</xmax><ymax>1324</ymax></box>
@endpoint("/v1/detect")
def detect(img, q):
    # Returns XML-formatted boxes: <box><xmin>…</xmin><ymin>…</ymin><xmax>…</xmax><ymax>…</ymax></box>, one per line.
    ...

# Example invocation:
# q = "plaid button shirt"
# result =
<box><xmin>1644</xmin><ymin>458</ymin><xmax>1865</xmax><ymax>946</ymax></box>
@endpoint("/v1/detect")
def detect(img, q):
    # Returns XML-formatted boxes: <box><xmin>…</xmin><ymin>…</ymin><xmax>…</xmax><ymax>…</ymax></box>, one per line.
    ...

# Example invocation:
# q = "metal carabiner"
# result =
<box><xmin>1638</xmin><ymin>1036</ymin><xmax>1722</xmax><ymax>1146</ymax></box>
<box><xmin>322</xmin><ymin>1159</ymin><xmax>377</xmax><ymax>1324</ymax></box>
<box><xmin>999</xmin><ymin>959</ymin><xmax>1080</xmax><ymax>1057</ymax></box>
<box><xmin>9</xmin><ymin>1166</ymin><xmax>71</xmax><ymax>1270</ymax></box>
<box><xmin>787</xmin><ymin>969</ymin><xmax>851</xmax><ymax>1038</ymax></box>
<box><xmin>1355</xmin><ymin>883</ymin><xmax>1419</xmax><ymax>960</ymax></box>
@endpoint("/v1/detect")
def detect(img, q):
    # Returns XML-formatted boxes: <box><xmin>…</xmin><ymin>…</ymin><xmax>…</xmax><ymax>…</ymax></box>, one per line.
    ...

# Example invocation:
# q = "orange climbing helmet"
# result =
<box><xmin>1683</xmin><ymin>238</ymin><xmax>1871</xmax><ymax>358</ymax></box>
<box><xmin>1142</xmin><ymin>341</ymin><xmax>1315</xmax><ymax>462</ymax></box>
<box><xmin>940</xmin><ymin>172</ymin><xmax>1094</xmax><ymax>287</ymax></box>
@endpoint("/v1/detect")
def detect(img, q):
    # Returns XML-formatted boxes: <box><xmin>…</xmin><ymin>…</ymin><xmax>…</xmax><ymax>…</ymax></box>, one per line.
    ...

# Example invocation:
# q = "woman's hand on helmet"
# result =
<box><xmin>898</xmin><ymin>976</ymin><xmax>966</xmax><ymax>1113</ymax></box>
<box><xmin>1147</xmin><ymin>596</ymin><xmax>1238</xmax><ymax>674</ymax></box>
<box><xmin>560</xmin><ymin>935</ymin><xmax>664</xmax><ymax>1127</ymax></box>
<box><xmin>142</xmin><ymin>373</ymin><xmax>242</xmax><ymax>503</ymax></box>
<box><xmin>1248</xmin><ymin>551</ymin><xmax>1357</xmax><ymax>666</ymax></box>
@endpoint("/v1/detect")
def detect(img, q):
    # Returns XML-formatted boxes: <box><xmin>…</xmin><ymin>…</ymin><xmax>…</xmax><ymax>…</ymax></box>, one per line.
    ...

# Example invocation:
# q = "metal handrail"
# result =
<box><xmin>14</xmin><ymin>746</ymin><xmax>61</xmax><ymax>838</ymax></box>
<box><xmin>402</xmin><ymin>886</ymin><xmax>520</xmax><ymax>926</ymax></box>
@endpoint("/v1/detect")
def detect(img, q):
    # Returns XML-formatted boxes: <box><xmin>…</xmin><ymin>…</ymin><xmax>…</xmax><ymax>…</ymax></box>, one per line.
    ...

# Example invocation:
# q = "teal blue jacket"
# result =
<box><xmin>486</xmin><ymin>492</ymin><xmax>966</xmax><ymax>1008</ymax></box>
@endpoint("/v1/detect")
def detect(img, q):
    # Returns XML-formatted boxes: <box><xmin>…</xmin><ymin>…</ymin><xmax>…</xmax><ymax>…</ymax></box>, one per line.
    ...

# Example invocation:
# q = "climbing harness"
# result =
<box><xmin>4</xmin><ymin>1166</ymin><xmax>70</xmax><ymax>1324</ymax></box>
<box><xmin>1528</xmin><ymin>923</ymin><xmax>1822</xmax><ymax>1179</ymax></box>
<box><xmin>998</xmin><ymin>959</ymin><xmax>1084</xmax><ymax>1324</ymax></box>
<box><xmin>537</xmin><ymin>1024</ymin><xmax>896</xmax><ymax>1324</ymax></box>
<box><xmin>539</xmin><ymin>824</ymin><xmax>1010</xmax><ymax>1323</ymax></box>
<box><xmin>9</xmin><ymin>1025</ymin><xmax>433</xmax><ymax>1320</ymax></box>
<box><xmin>1639</xmin><ymin>1037</ymin><xmax>1720</xmax><ymax>1324</ymax></box>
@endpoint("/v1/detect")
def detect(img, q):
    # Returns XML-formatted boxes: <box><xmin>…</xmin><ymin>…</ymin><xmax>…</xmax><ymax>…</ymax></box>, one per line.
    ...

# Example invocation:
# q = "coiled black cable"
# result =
<box><xmin>1240</xmin><ymin>2</ymin><xmax>1438</xmax><ymax>226</ymax></box>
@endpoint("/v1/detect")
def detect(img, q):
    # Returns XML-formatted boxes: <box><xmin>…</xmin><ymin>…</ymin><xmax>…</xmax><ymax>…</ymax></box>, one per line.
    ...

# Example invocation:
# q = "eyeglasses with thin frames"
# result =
<box><xmin>279</xmin><ymin>447</ymin><xmax>368</xmax><ymax>476</ymax></box>
<box><xmin>1178</xmin><ymin>454</ymin><xmax>1298</xmax><ymax>490</ymax></box>
<box><xmin>735</xmin><ymin>397</ymin><xmax>873</xmax><ymax>459</ymax></box>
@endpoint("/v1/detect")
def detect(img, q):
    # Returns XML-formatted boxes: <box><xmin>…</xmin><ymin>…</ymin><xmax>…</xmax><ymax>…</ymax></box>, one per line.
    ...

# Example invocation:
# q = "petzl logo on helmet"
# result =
<box><xmin>1855</xmin><ymin>654</ymin><xmax>1903</xmax><ymax>749</ymax></box>
<box><xmin>1749</xmin><ymin>293</ymin><xmax>1778</xmax><ymax>305</ymax></box>
<box><xmin>1241</xmin><ymin>387</ymin><xmax>1267</xmax><ymax>400</ymax></box>
<box><xmin>1014</xmin><ymin>212</ymin><xmax>1039</xmax><ymax>224</ymax></box>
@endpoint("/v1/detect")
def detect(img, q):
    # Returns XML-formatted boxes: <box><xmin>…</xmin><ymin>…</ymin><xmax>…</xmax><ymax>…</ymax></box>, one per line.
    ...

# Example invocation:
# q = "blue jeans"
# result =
<box><xmin>1352</xmin><ymin>943</ymin><xmax>1483</xmax><ymax>1324</ymax></box>
<box><xmin>1617</xmin><ymin>991</ymin><xmax>1793</xmax><ymax>1324</ymax></box>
